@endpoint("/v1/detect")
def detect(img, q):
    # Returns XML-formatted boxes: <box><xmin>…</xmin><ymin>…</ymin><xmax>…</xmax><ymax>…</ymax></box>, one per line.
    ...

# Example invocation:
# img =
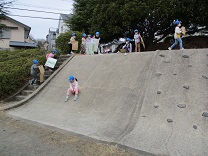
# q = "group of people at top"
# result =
<box><xmin>120</xmin><ymin>29</ymin><xmax>142</xmax><ymax>56</ymax></box>
<box><xmin>68</xmin><ymin>31</ymin><xmax>101</xmax><ymax>55</ymax></box>
<box><xmin>67</xmin><ymin>19</ymin><xmax>184</xmax><ymax>57</ymax></box>
<box><xmin>121</xmin><ymin>19</ymin><xmax>185</xmax><ymax>56</ymax></box>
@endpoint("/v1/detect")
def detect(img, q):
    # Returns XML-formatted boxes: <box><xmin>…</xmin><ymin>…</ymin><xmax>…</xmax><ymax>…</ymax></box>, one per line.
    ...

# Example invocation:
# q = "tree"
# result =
<box><xmin>36</xmin><ymin>39</ymin><xmax>46</xmax><ymax>49</ymax></box>
<box><xmin>0</xmin><ymin>0</ymin><xmax>12</xmax><ymax>28</ymax></box>
<box><xmin>0</xmin><ymin>0</ymin><xmax>12</xmax><ymax>18</ymax></box>
<box><xmin>55</xmin><ymin>31</ymin><xmax>82</xmax><ymax>54</ymax></box>
<box><xmin>68</xmin><ymin>0</ymin><xmax>208</xmax><ymax>47</ymax></box>
<box><xmin>68</xmin><ymin>0</ymin><xmax>96</xmax><ymax>33</ymax></box>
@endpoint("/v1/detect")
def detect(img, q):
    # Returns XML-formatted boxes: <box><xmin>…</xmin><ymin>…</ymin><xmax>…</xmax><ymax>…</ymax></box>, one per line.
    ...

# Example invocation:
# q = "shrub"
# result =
<box><xmin>0</xmin><ymin>49</ymin><xmax>46</xmax><ymax>100</ymax></box>
<box><xmin>55</xmin><ymin>31</ymin><xmax>82</xmax><ymax>54</ymax></box>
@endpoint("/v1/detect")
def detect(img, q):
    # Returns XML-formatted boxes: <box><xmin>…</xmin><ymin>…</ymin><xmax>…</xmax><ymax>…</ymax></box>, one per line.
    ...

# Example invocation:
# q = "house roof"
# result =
<box><xmin>9</xmin><ymin>41</ymin><xmax>37</xmax><ymax>48</ymax></box>
<box><xmin>2</xmin><ymin>15</ymin><xmax>31</xmax><ymax>37</ymax></box>
<box><xmin>60</xmin><ymin>14</ymin><xmax>71</xmax><ymax>21</ymax></box>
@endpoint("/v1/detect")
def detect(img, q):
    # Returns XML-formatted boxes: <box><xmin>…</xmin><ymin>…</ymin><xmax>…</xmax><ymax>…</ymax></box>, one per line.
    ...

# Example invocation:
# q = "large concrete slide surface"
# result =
<box><xmin>8</xmin><ymin>49</ymin><xmax>208</xmax><ymax>156</ymax></box>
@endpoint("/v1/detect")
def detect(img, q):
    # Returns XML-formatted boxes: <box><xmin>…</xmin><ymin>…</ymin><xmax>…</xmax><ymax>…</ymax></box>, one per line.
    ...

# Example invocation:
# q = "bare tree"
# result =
<box><xmin>0</xmin><ymin>0</ymin><xmax>13</xmax><ymax>27</ymax></box>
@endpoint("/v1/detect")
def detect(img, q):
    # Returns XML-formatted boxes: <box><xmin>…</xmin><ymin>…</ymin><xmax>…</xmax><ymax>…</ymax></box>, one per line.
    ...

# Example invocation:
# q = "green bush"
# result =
<box><xmin>55</xmin><ymin>31</ymin><xmax>82</xmax><ymax>54</ymax></box>
<box><xmin>0</xmin><ymin>49</ymin><xmax>46</xmax><ymax>100</ymax></box>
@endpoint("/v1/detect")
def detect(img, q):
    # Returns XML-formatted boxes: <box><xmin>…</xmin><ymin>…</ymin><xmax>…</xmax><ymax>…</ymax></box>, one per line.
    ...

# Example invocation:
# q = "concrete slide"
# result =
<box><xmin>7</xmin><ymin>49</ymin><xmax>208</xmax><ymax>156</ymax></box>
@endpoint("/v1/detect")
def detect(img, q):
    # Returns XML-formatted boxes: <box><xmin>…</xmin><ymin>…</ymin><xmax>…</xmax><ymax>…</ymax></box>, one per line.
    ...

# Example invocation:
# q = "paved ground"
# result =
<box><xmin>0</xmin><ymin>112</ymin><xmax>135</xmax><ymax>156</ymax></box>
<box><xmin>5</xmin><ymin>49</ymin><xmax>208</xmax><ymax>156</ymax></box>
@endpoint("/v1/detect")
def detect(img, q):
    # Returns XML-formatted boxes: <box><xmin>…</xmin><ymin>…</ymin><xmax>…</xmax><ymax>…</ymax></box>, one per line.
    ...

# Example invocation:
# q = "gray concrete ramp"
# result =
<box><xmin>7</xmin><ymin>49</ymin><xmax>208</xmax><ymax>156</ymax></box>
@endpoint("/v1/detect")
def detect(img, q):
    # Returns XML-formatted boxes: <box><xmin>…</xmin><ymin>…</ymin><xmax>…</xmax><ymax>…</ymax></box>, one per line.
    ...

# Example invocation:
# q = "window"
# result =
<box><xmin>0</xmin><ymin>28</ymin><xmax>10</xmax><ymax>39</ymax></box>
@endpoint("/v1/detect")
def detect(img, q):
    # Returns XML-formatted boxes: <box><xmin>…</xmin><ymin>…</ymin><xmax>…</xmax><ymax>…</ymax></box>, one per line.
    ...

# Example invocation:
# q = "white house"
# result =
<box><xmin>46</xmin><ymin>28</ymin><xmax>57</xmax><ymax>51</ymax></box>
<box><xmin>46</xmin><ymin>14</ymin><xmax>71</xmax><ymax>50</ymax></box>
<box><xmin>57</xmin><ymin>14</ymin><xmax>71</xmax><ymax>37</ymax></box>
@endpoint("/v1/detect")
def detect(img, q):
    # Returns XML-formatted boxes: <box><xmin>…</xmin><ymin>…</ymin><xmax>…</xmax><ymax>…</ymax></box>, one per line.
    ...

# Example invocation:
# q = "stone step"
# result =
<box><xmin>59</xmin><ymin>55</ymin><xmax>70</xmax><ymax>59</ymax></box>
<box><xmin>15</xmin><ymin>95</ymin><xmax>27</xmax><ymax>101</ymax></box>
<box><xmin>57</xmin><ymin>58</ymin><xmax>68</xmax><ymax>62</ymax></box>
<box><xmin>55</xmin><ymin>62</ymin><xmax>63</xmax><ymax>66</ymax></box>
<box><xmin>21</xmin><ymin>90</ymin><xmax>34</xmax><ymax>96</ymax></box>
<box><xmin>57</xmin><ymin>60</ymin><xmax>65</xmax><ymax>64</ymax></box>
<box><xmin>44</xmin><ymin>75</ymin><xmax>51</xmax><ymax>79</ymax></box>
<box><xmin>53</xmin><ymin>66</ymin><xmax>59</xmax><ymax>70</ymax></box>
<box><xmin>26</xmin><ymin>85</ymin><xmax>39</xmax><ymax>90</ymax></box>
<box><xmin>44</xmin><ymin>70</ymin><xmax>54</xmax><ymax>75</ymax></box>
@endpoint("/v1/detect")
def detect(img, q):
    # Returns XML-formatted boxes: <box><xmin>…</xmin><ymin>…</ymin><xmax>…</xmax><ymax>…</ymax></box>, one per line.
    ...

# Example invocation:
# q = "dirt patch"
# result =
<box><xmin>0</xmin><ymin>112</ymin><xmax>137</xmax><ymax>156</ymax></box>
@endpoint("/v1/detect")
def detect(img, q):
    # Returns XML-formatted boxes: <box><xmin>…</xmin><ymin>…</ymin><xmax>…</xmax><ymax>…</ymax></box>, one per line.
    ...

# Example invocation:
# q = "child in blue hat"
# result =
<box><xmin>122</xmin><ymin>38</ymin><xmax>132</xmax><ymax>56</ymax></box>
<box><xmin>80</xmin><ymin>33</ymin><xmax>86</xmax><ymax>54</ymax></box>
<box><xmin>93</xmin><ymin>31</ymin><xmax>101</xmax><ymax>54</ymax></box>
<box><xmin>134</xmin><ymin>29</ymin><xmax>141</xmax><ymax>52</ymax></box>
<box><xmin>45</xmin><ymin>49</ymin><xmax>57</xmax><ymax>71</ymax></box>
<box><xmin>168</xmin><ymin>19</ymin><xmax>184</xmax><ymax>50</ymax></box>
<box><xmin>29</xmin><ymin>60</ymin><xmax>39</xmax><ymax>85</ymax></box>
<box><xmin>68</xmin><ymin>33</ymin><xmax>76</xmax><ymax>55</ymax></box>
<box><xmin>46</xmin><ymin>49</ymin><xmax>57</xmax><ymax>59</ymax></box>
<box><xmin>65</xmin><ymin>76</ymin><xmax>80</xmax><ymax>102</ymax></box>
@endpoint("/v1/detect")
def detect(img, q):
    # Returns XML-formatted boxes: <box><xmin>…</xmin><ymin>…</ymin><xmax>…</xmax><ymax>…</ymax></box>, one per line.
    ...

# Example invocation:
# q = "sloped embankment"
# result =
<box><xmin>8</xmin><ymin>49</ymin><xmax>208</xmax><ymax>156</ymax></box>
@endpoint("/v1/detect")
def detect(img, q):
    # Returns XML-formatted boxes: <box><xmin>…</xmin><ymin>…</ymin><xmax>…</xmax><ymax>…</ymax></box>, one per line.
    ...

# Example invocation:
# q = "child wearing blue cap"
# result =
<box><xmin>134</xmin><ymin>29</ymin><xmax>141</xmax><ymax>52</ymax></box>
<box><xmin>45</xmin><ymin>49</ymin><xmax>57</xmax><ymax>71</ymax></box>
<box><xmin>122</xmin><ymin>38</ymin><xmax>132</xmax><ymax>56</ymax></box>
<box><xmin>46</xmin><ymin>49</ymin><xmax>57</xmax><ymax>59</ymax></box>
<box><xmin>65</xmin><ymin>75</ymin><xmax>80</xmax><ymax>102</ymax></box>
<box><xmin>29</xmin><ymin>60</ymin><xmax>39</xmax><ymax>85</ymax></box>
<box><xmin>93</xmin><ymin>31</ymin><xmax>101</xmax><ymax>54</ymax></box>
<box><xmin>168</xmin><ymin>19</ymin><xmax>184</xmax><ymax>50</ymax></box>
<box><xmin>80</xmin><ymin>33</ymin><xmax>86</xmax><ymax>54</ymax></box>
<box><xmin>68</xmin><ymin>33</ymin><xmax>76</xmax><ymax>55</ymax></box>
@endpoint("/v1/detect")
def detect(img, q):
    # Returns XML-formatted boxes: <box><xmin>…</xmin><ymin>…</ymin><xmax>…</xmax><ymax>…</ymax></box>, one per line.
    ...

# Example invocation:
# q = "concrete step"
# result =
<box><xmin>26</xmin><ymin>85</ymin><xmax>39</xmax><ymax>90</ymax></box>
<box><xmin>53</xmin><ymin>66</ymin><xmax>59</xmax><ymax>70</ymax></box>
<box><xmin>55</xmin><ymin>62</ymin><xmax>63</xmax><ymax>66</ymax></box>
<box><xmin>21</xmin><ymin>90</ymin><xmax>34</xmax><ymax>96</ymax></box>
<box><xmin>44</xmin><ymin>75</ymin><xmax>51</xmax><ymax>79</ymax></box>
<box><xmin>15</xmin><ymin>95</ymin><xmax>27</xmax><ymax>101</ymax></box>
<box><xmin>44</xmin><ymin>71</ymin><xmax>54</xmax><ymax>75</ymax></box>
<box><xmin>57</xmin><ymin>60</ymin><xmax>65</xmax><ymax>64</ymax></box>
<box><xmin>59</xmin><ymin>55</ymin><xmax>70</xmax><ymax>59</ymax></box>
<box><xmin>57</xmin><ymin>58</ymin><xmax>67</xmax><ymax>62</ymax></box>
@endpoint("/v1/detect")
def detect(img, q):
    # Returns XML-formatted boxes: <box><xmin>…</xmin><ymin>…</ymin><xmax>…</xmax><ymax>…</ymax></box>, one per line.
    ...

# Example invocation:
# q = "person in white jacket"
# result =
<box><xmin>65</xmin><ymin>76</ymin><xmax>80</xmax><ymax>102</ymax></box>
<box><xmin>168</xmin><ymin>19</ymin><xmax>184</xmax><ymax>50</ymax></box>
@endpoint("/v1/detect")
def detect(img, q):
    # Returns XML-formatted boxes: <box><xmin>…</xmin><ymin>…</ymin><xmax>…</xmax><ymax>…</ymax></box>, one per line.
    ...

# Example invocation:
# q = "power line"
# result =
<box><xmin>9</xmin><ymin>15</ymin><xmax>62</xmax><ymax>20</ymax></box>
<box><xmin>13</xmin><ymin>3</ymin><xmax>72</xmax><ymax>12</ymax></box>
<box><xmin>61</xmin><ymin>0</ymin><xmax>73</xmax><ymax>1</ymax></box>
<box><xmin>8</xmin><ymin>7</ymin><xmax>66</xmax><ymax>15</ymax></box>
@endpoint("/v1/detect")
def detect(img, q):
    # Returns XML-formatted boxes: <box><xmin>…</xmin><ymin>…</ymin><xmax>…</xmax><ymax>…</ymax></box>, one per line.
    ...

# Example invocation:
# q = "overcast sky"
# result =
<box><xmin>7</xmin><ymin>0</ymin><xmax>74</xmax><ymax>39</ymax></box>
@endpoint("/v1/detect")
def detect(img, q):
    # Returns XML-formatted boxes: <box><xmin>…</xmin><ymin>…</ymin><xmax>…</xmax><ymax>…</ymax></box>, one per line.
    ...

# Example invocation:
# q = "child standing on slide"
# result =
<box><xmin>134</xmin><ymin>29</ymin><xmax>141</xmax><ymax>52</ymax></box>
<box><xmin>65</xmin><ymin>76</ymin><xmax>80</xmax><ymax>102</ymax></box>
<box><xmin>80</xmin><ymin>33</ymin><xmax>86</xmax><ymax>54</ymax></box>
